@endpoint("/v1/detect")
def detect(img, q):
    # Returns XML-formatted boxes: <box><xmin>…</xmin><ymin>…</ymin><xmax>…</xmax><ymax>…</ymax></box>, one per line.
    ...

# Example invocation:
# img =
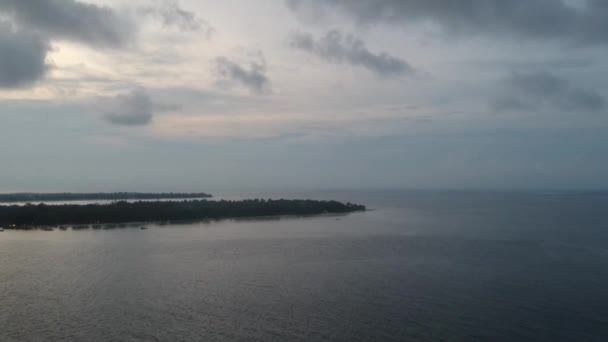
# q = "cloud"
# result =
<box><xmin>287</xmin><ymin>0</ymin><xmax>608</xmax><ymax>45</ymax></box>
<box><xmin>0</xmin><ymin>21</ymin><xmax>49</xmax><ymax>88</ymax></box>
<box><xmin>99</xmin><ymin>89</ymin><xmax>179</xmax><ymax>126</ymax></box>
<box><xmin>493</xmin><ymin>71</ymin><xmax>606</xmax><ymax>112</ymax></box>
<box><xmin>101</xmin><ymin>90</ymin><xmax>154</xmax><ymax>126</ymax></box>
<box><xmin>139</xmin><ymin>0</ymin><xmax>214</xmax><ymax>36</ymax></box>
<box><xmin>289</xmin><ymin>30</ymin><xmax>412</xmax><ymax>77</ymax></box>
<box><xmin>0</xmin><ymin>0</ymin><xmax>135</xmax><ymax>89</ymax></box>
<box><xmin>214</xmin><ymin>55</ymin><xmax>271</xmax><ymax>94</ymax></box>
<box><xmin>0</xmin><ymin>0</ymin><xmax>134</xmax><ymax>48</ymax></box>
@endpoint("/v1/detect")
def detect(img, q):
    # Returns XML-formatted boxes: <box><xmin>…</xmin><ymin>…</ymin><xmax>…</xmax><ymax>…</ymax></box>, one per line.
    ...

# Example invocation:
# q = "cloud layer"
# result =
<box><xmin>1</xmin><ymin>1</ymin><xmax>608</xmax><ymax>190</ymax></box>
<box><xmin>287</xmin><ymin>0</ymin><xmax>608</xmax><ymax>45</ymax></box>
<box><xmin>0</xmin><ymin>0</ymin><xmax>134</xmax><ymax>48</ymax></box>
<box><xmin>493</xmin><ymin>71</ymin><xmax>606</xmax><ymax>112</ymax></box>
<box><xmin>290</xmin><ymin>30</ymin><xmax>411</xmax><ymax>77</ymax></box>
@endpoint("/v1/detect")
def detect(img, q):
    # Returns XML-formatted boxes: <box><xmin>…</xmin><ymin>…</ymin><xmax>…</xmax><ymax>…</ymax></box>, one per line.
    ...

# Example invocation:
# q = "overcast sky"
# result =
<box><xmin>1</xmin><ymin>0</ymin><xmax>607</xmax><ymax>192</ymax></box>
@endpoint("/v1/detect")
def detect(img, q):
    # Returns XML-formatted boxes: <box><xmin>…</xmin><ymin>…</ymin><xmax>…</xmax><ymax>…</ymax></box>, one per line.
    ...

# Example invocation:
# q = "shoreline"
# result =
<box><xmin>0</xmin><ymin>199</ymin><xmax>366</xmax><ymax>230</ymax></box>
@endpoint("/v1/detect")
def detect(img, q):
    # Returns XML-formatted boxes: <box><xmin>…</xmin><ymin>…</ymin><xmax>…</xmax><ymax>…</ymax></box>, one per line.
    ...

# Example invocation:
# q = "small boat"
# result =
<box><xmin>140</xmin><ymin>226</ymin><xmax>148</xmax><ymax>230</ymax></box>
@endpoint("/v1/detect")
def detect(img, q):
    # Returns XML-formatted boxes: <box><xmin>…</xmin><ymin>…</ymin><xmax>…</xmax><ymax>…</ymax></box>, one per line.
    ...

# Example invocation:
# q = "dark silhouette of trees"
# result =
<box><xmin>0</xmin><ymin>192</ymin><xmax>212</xmax><ymax>203</ymax></box>
<box><xmin>0</xmin><ymin>199</ymin><xmax>366</xmax><ymax>229</ymax></box>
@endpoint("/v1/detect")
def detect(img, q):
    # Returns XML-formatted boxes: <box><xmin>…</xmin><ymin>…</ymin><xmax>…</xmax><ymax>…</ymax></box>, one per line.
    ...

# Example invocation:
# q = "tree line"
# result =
<box><xmin>0</xmin><ymin>192</ymin><xmax>212</xmax><ymax>203</ymax></box>
<box><xmin>0</xmin><ymin>199</ymin><xmax>366</xmax><ymax>228</ymax></box>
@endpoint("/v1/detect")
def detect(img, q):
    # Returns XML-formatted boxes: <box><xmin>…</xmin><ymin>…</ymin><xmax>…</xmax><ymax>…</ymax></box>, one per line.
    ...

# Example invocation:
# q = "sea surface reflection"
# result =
<box><xmin>1</xmin><ymin>190</ymin><xmax>607</xmax><ymax>341</ymax></box>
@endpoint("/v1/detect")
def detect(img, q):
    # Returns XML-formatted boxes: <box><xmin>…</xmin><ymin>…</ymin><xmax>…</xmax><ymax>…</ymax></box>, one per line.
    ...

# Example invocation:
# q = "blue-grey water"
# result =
<box><xmin>1</xmin><ymin>190</ymin><xmax>607</xmax><ymax>341</ymax></box>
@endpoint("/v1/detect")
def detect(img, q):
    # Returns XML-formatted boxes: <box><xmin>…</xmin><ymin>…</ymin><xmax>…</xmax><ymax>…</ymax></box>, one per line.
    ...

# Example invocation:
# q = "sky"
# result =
<box><xmin>0</xmin><ymin>0</ymin><xmax>607</xmax><ymax>192</ymax></box>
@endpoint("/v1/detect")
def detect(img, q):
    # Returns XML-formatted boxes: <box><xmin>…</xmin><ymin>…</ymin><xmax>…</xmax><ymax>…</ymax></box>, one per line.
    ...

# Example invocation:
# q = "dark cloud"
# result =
<box><xmin>493</xmin><ymin>71</ymin><xmax>606</xmax><ymax>112</ymax></box>
<box><xmin>100</xmin><ymin>89</ymin><xmax>181</xmax><ymax>126</ymax></box>
<box><xmin>214</xmin><ymin>56</ymin><xmax>271</xmax><ymax>94</ymax></box>
<box><xmin>289</xmin><ymin>30</ymin><xmax>411</xmax><ymax>77</ymax></box>
<box><xmin>140</xmin><ymin>0</ymin><xmax>214</xmax><ymax>36</ymax></box>
<box><xmin>287</xmin><ymin>0</ymin><xmax>608</xmax><ymax>45</ymax></box>
<box><xmin>0</xmin><ymin>21</ymin><xmax>49</xmax><ymax>88</ymax></box>
<box><xmin>0</xmin><ymin>0</ymin><xmax>134</xmax><ymax>89</ymax></box>
<box><xmin>100</xmin><ymin>90</ymin><xmax>150</xmax><ymax>126</ymax></box>
<box><xmin>0</xmin><ymin>0</ymin><xmax>134</xmax><ymax>48</ymax></box>
<box><xmin>102</xmin><ymin>90</ymin><xmax>154</xmax><ymax>126</ymax></box>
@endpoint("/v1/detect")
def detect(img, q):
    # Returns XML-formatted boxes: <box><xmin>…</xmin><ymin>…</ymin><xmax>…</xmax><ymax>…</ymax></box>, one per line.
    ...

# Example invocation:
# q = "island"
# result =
<box><xmin>0</xmin><ymin>199</ymin><xmax>366</xmax><ymax>229</ymax></box>
<box><xmin>0</xmin><ymin>192</ymin><xmax>212</xmax><ymax>203</ymax></box>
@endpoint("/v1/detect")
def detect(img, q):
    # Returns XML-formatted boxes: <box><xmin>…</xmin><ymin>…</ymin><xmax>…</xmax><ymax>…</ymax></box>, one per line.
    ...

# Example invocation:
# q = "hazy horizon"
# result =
<box><xmin>1</xmin><ymin>187</ymin><xmax>607</xmax><ymax>197</ymax></box>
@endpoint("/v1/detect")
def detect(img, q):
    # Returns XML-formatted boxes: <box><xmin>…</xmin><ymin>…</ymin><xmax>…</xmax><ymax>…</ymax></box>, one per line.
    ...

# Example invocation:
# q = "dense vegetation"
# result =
<box><xmin>0</xmin><ymin>192</ymin><xmax>212</xmax><ymax>203</ymax></box>
<box><xmin>0</xmin><ymin>199</ymin><xmax>366</xmax><ymax>229</ymax></box>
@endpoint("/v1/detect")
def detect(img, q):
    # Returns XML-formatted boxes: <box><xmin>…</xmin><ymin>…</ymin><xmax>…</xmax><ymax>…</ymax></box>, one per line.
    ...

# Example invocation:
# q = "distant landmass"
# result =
<box><xmin>0</xmin><ymin>199</ymin><xmax>366</xmax><ymax>229</ymax></box>
<box><xmin>0</xmin><ymin>192</ymin><xmax>212</xmax><ymax>203</ymax></box>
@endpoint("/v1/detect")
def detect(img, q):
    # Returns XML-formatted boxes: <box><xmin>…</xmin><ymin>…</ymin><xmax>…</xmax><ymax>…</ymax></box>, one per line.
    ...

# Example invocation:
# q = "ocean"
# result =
<box><xmin>1</xmin><ymin>190</ymin><xmax>607</xmax><ymax>341</ymax></box>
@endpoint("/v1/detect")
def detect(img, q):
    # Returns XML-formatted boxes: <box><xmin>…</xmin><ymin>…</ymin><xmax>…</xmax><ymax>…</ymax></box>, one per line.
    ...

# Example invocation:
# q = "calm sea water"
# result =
<box><xmin>1</xmin><ymin>190</ymin><xmax>607</xmax><ymax>341</ymax></box>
